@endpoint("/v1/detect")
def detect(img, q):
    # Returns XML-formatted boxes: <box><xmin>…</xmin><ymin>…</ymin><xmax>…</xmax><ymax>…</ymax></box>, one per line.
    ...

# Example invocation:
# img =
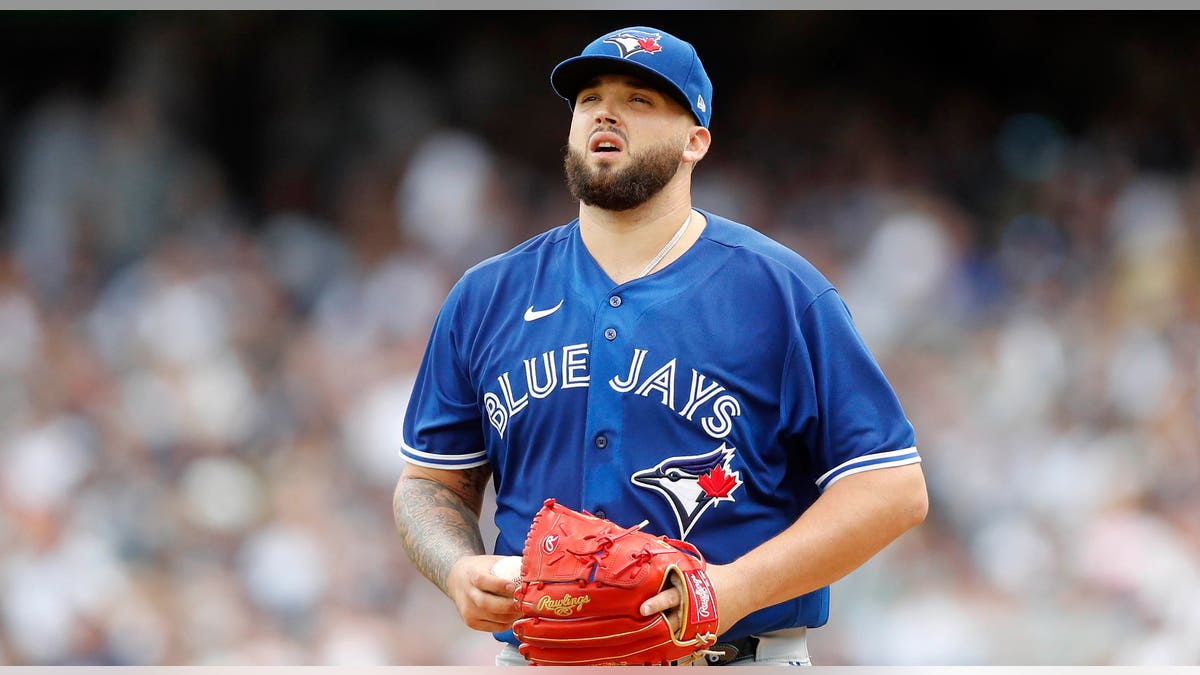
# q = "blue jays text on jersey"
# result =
<box><xmin>482</xmin><ymin>344</ymin><xmax>744</xmax><ymax>444</ymax></box>
<box><xmin>400</xmin><ymin>210</ymin><xmax>920</xmax><ymax>642</ymax></box>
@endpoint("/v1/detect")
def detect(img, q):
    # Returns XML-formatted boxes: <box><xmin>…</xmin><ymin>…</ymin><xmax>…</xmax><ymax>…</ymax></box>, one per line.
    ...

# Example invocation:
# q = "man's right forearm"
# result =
<box><xmin>393</xmin><ymin>465</ymin><xmax>490</xmax><ymax>595</ymax></box>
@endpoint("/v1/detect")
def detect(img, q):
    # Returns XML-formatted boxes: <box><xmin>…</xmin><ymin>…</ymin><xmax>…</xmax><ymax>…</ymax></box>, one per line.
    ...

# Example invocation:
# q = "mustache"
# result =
<box><xmin>588</xmin><ymin>125</ymin><xmax>628</xmax><ymax>143</ymax></box>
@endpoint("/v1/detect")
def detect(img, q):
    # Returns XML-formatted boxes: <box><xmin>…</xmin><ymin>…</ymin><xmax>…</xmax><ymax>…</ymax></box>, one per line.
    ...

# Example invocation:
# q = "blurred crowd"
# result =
<box><xmin>1</xmin><ymin>13</ymin><xmax>1198</xmax><ymax>666</ymax></box>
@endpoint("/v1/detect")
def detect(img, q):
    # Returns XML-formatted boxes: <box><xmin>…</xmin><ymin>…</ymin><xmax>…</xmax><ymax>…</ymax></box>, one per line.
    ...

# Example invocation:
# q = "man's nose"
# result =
<box><xmin>593</xmin><ymin>109</ymin><xmax>619</xmax><ymax>126</ymax></box>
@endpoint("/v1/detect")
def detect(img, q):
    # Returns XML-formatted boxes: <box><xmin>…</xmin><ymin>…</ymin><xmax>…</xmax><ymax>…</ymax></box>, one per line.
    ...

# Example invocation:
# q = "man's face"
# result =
<box><xmin>563</xmin><ymin>74</ymin><xmax>694</xmax><ymax>211</ymax></box>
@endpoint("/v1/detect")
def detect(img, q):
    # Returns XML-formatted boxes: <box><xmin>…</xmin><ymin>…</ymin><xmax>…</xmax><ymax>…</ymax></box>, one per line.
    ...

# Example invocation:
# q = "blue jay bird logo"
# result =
<box><xmin>603</xmin><ymin>31</ymin><xmax>664</xmax><ymax>59</ymax></box>
<box><xmin>631</xmin><ymin>443</ymin><xmax>743</xmax><ymax>540</ymax></box>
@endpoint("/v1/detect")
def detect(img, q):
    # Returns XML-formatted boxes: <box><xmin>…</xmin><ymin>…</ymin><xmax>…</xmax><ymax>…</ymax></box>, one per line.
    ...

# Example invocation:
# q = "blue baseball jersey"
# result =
<box><xmin>400</xmin><ymin>209</ymin><xmax>919</xmax><ymax>642</ymax></box>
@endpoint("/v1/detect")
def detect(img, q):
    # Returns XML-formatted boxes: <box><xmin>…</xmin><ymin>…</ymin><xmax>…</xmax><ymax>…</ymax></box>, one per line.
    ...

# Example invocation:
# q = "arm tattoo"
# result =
<box><xmin>394</xmin><ymin>465</ymin><xmax>491</xmax><ymax>595</ymax></box>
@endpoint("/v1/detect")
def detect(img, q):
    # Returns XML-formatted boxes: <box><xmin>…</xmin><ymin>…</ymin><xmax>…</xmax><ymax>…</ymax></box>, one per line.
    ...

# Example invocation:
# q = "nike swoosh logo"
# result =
<box><xmin>524</xmin><ymin>300</ymin><xmax>564</xmax><ymax>322</ymax></box>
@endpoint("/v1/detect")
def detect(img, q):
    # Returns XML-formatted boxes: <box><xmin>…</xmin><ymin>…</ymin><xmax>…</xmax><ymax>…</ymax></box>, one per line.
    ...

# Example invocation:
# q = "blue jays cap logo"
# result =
<box><xmin>603</xmin><ymin>30</ymin><xmax>664</xmax><ymax>59</ymax></box>
<box><xmin>631</xmin><ymin>443</ymin><xmax>743</xmax><ymax>540</ymax></box>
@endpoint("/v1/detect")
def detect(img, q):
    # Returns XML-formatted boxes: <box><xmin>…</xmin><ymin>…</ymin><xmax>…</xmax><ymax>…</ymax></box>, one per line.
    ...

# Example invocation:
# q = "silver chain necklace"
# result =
<box><xmin>635</xmin><ymin>211</ymin><xmax>692</xmax><ymax>279</ymax></box>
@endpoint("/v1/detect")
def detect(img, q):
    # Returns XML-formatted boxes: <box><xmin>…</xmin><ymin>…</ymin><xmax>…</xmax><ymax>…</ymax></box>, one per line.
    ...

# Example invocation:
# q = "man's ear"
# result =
<box><xmin>682</xmin><ymin>126</ymin><xmax>711</xmax><ymax>164</ymax></box>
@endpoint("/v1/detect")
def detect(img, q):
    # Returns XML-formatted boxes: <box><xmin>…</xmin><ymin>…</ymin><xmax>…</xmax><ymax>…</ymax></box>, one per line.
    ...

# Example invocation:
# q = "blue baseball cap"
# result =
<box><xmin>551</xmin><ymin>26</ymin><xmax>713</xmax><ymax>128</ymax></box>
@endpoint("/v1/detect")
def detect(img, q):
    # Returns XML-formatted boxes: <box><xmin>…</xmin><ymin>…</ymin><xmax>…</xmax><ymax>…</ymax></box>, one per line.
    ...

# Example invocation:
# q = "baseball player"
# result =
<box><xmin>393</xmin><ymin>26</ymin><xmax>927</xmax><ymax>666</ymax></box>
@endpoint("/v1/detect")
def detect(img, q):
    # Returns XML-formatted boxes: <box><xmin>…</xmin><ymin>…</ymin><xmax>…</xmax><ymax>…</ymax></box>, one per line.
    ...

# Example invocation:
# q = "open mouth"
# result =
<box><xmin>589</xmin><ymin>132</ymin><xmax>625</xmax><ymax>154</ymax></box>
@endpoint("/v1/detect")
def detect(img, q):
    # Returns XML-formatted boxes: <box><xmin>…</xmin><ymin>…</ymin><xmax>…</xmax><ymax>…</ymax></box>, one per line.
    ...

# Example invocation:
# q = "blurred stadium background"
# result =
<box><xmin>0</xmin><ymin>10</ymin><xmax>1198</xmax><ymax>665</ymax></box>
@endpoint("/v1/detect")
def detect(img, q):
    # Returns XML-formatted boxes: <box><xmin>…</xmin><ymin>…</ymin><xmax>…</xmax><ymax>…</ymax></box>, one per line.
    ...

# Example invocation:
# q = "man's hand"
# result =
<box><xmin>446</xmin><ymin>554</ymin><xmax>523</xmax><ymax>632</ymax></box>
<box><xmin>637</xmin><ymin>562</ymin><xmax>751</xmax><ymax>636</ymax></box>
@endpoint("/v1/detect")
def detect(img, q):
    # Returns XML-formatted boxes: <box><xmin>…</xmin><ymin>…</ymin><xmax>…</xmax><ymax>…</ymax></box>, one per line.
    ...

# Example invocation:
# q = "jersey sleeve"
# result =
<box><xmin>784</xmin><ymin>288</ymin><xmax>919</xmax><ymax>491</ymax></box>
<box><xmin>400</xmin><ymin>280</ymin><xmax>488</xmax><ymax>470</ymax></box>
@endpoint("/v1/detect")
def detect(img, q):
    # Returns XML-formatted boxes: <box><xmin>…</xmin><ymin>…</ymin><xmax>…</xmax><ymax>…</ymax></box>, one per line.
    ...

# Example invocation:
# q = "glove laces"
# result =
<box><xmin>566</xmin><ymin>520</ymin><xmax>651</xmax><ymax>578</ymax></box>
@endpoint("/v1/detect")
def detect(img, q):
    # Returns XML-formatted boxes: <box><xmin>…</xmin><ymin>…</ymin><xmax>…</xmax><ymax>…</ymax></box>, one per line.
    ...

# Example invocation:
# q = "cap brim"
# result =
<box><xmin>551</xmin><ymin>55</ymin><xmax>692</xmax><ymax>116</ymax></box>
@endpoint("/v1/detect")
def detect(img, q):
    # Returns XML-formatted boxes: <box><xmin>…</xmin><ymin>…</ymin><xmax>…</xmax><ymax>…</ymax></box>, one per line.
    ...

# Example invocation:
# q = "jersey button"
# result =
<box><xmin>604</xmin><ymin>328</ymin><xmax>617</xmax><ymax>341</ymax></box>
<box><xmin>609</xmin><ymin>295</ymin><xmax>622</xmax><ymax>308</ymax></box>
<box><xmin>594</xmin><ymin>434</ymin><xmax>608</xmax><ymax>449</ymax></box>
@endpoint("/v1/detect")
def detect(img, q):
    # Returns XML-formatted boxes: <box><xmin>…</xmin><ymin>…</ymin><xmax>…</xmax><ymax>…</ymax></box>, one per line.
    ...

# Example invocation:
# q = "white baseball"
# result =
<box><xmin>491</xmin><ymin>555</ymin><xmax>523</xmax><ymax>581</ymax></box>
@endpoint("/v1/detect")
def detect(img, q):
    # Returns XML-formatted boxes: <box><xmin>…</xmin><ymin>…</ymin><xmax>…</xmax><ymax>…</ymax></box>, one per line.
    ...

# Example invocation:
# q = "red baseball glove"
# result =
<box><xmin>511</xmin><ymin>498</ymin><xmax>719</xmax><ymax>666</ymax></box>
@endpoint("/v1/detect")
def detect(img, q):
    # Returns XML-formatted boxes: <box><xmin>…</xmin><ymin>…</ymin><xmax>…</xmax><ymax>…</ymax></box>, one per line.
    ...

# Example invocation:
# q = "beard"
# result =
<box><xmin>563</xmin><ymin>136</ymin><xmax>685</xmax><ymax>212</ymax></box>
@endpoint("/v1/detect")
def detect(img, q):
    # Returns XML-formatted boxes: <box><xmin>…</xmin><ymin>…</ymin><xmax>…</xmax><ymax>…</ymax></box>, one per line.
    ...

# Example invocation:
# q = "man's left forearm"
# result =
<box><xmin>713</xmin><ymin>463</ymin><xmax>928</xmax><ymax>629</ymax></box>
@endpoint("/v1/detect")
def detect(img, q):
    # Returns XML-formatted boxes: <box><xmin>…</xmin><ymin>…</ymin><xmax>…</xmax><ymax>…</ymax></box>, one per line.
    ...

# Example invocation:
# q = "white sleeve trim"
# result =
<box><xmin>400</xmin><ymin>454</ymin><xmax>491</xmax><ymax>470</ymax></box>
<box><xmin>399</xmin><ymin>438</ymin><xmax>489</xmax><ymax>469</ymax></box>
<box><xmin>816</xmin><ymin>447</ymin><xmax>921</xmax><ymax>491</ymax></box>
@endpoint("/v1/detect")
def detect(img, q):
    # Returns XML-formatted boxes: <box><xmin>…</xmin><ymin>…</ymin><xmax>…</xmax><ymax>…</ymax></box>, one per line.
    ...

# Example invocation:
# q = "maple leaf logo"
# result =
<box><xmin>697</xmin><ymin>464</ymin><xmax>740</xmax><ymax>500</ymax></box>
<box><xmin>636</xmin><ymin>37</ymin><xmax>662</xmax><ymax>53</ymax></box>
